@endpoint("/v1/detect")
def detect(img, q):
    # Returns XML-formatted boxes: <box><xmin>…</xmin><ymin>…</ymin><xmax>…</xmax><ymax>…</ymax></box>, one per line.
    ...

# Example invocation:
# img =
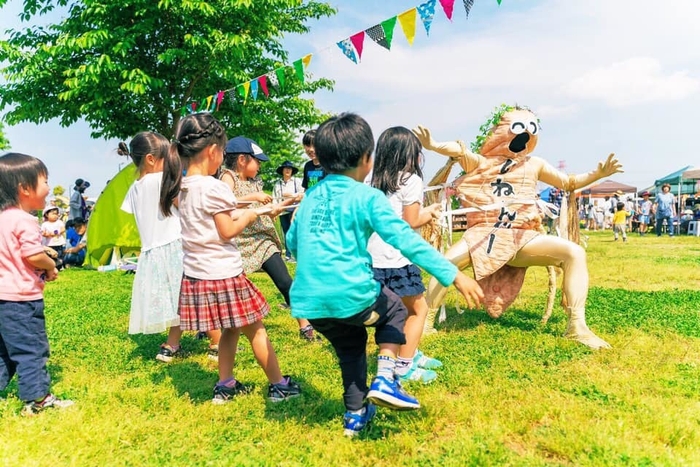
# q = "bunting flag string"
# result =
<box><xmin>182</xmin><ymin>0</ymin><xmax>500</xmax><ymax>115</ymax></box>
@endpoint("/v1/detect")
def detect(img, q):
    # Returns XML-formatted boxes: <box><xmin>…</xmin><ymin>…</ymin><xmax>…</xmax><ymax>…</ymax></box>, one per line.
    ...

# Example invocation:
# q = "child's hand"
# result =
<box><xmin>253</xmin><ymin>192</ymin><xmax>273</xmax><ymax>204</ymax></box>
<box><xmin>45</xmin><ymin>267</ymin><xmax>59</xmax><ymax>282</ymax></box>
<box><xmin>424</xmin><ymin>203</ymin><xmax>443</xmax><ymax>220</ymax></box>
<box><xmin>453</xmin><ymin>271</ymin><xmax>484</xmax><ymax>309</ymax></box>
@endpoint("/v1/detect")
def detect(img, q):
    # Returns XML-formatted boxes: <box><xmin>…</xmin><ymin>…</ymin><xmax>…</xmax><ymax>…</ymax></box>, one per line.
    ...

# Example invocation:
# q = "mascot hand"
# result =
<box><xmin>596</xmin><ymin>153</ymin><xmax>623</xmax><ymax>177</ymax></box>
<box><xmin>412</xmin><ymin>125</ymin><xmax>437</xmax><ymax>151</ymax></box>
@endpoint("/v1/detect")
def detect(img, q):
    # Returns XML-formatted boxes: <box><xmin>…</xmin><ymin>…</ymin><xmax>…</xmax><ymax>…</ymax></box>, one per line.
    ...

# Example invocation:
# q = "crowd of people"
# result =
<box><xmin>0</xmin><ymin>112</ymin><xmax>485</xmax><ymax>437</ymax></box>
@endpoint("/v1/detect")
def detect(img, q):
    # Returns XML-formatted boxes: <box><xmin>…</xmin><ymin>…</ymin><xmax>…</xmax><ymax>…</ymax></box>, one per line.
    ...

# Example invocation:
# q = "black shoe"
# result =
<box><xmin>207</xmin><ymin>345</ymin><xmax>219</xmax><ymax>361</ymax></box>
<box><xmin>155</xmin><ymin>344</ymin><xmax>180</xmax><ymax>363</ymax></box>
<box><xmin>267</xmin><ymin>376</ymin><xmax>301</xmax><ymax>402</ymax></box>
<box><xmin>212</xmin><ymin>381</ymin><xmax>251</xmax><ymax>405</ymax></box>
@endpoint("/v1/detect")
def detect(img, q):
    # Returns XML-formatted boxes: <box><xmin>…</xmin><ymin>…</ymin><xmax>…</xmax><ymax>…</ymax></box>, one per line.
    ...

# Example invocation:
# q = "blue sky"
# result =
<box><xmin>2</xmin><ymin>0</ymin><xmax>699</xmax><ymax>196</ymax></box>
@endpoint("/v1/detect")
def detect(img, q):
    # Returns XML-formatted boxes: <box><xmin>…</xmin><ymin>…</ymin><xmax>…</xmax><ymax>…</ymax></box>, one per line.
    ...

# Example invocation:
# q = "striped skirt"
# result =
<box><xmin>178</xmin><ymin>273</ymin><xmax>270</xmax><ymax>331</ymax></box>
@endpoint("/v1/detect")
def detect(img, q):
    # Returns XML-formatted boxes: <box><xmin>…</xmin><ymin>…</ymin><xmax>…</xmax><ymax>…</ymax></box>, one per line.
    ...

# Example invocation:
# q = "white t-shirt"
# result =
<box><xmin>121</xmin><ymin>172</ymin><xmax>181</xmax><ymax>252</ymax></box>
<box><xmin>367</xmin><ymin>172</ymin><xmax>423</xmax><ymax>269</ymax></box>
<box><xmin>273</xmin><ymin>177</ymin><xmax>304</xmax><ymax>200</ymax></box>
<box><xmin>41</xmin><ymin>220</ymin><xmax>66</xmax><ymax>247</ymax></box>
<box><xmin>178</xmin><ymin>175</ymin><xmax>243</xmax><ymax>280</ymax></box>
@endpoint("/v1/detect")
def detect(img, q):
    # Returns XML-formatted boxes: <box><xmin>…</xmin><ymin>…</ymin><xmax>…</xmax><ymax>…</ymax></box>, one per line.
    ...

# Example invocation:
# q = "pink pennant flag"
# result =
<box><xmin>350</xmin><ymin>31</ymin><xmax>365</xmax><ymax>61</ymax></box>
<box><xmin>258</xmin><ymin>75</ymin><xmax>269</xmax><ymax>97</ymax></box>
<box><xmin>216</xmin><ymin>91</ymin><xmax>224</xmax><ymax>111</ymax></box>
<box><xmin>439</xmin><ymin>0</ymin><xmax>455</xmax><ymax>20</ymax></box>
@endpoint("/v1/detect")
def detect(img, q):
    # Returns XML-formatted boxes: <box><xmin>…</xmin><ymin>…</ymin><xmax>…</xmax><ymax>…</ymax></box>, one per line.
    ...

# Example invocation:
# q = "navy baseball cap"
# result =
<box><xmin>225</xmin><ymin>136</ymin><xmax>269</xmax><ymax>161</ymax></box>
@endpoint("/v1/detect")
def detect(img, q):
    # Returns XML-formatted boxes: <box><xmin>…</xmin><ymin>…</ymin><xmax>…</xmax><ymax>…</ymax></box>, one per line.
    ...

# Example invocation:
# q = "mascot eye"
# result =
<box><xmin>529</xmin><ymin>121</ymin><xmax>539</xmax><ymax>135</ymax></box>
<box><xmin>510</xmin><ymin>121</ymin><xmax>526</xmax><ymax>135</ymax></box>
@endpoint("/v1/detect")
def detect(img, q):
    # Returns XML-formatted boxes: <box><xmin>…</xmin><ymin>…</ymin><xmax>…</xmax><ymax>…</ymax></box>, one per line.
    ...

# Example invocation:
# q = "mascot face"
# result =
<box><xmin>479</xmin><ymin>109</ymin><xmax>540</xmax><ymax>159</ymax></box>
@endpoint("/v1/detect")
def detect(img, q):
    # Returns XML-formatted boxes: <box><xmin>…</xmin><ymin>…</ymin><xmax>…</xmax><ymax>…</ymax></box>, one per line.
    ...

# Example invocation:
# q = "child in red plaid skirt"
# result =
<box><xmin>160</xmin><ymin>113</ymin><xmax>301</xmax><ymax>404</ymax></box>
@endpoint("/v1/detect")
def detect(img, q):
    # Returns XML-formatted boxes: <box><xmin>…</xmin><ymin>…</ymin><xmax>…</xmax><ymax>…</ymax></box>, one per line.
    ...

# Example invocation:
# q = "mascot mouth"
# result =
<box><xmin>509</xmin><ymin>133</ymin><xmax>530</xmax><ymax>153</ymax></box>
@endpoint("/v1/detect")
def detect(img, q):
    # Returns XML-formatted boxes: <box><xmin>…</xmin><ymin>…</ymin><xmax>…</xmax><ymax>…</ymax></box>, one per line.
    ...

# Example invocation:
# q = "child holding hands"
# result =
<box><xmin>0</xmin><ymin>153</ymin><xmax>73</xmax><ymax>414</ymax></box>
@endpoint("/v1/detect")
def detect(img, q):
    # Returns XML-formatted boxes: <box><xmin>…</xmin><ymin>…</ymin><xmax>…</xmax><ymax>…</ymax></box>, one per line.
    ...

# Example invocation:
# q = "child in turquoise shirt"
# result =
<box><xmin>287</xmin><ymin>113</ymin><xmax>484</xmax><ymax>437</ymax></box>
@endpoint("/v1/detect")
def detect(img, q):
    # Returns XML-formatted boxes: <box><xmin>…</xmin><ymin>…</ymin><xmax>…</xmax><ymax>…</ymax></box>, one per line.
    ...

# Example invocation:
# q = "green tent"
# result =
<box><xmin>655</xmin><ymin>165</ymin><xmax>696</xmax><ymax>195</ymax></box>
<box><xmin>86</xmin><ymin>163</ymin><xmax>141</xmax><ymax>265</ymax></box>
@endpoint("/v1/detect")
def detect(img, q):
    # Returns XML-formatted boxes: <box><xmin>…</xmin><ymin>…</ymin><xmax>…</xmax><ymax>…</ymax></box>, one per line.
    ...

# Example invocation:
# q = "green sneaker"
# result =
<box><xmin>414</xmin><ymin>349</ymin><xmax>443</xmax><ymax>369</ymax></box>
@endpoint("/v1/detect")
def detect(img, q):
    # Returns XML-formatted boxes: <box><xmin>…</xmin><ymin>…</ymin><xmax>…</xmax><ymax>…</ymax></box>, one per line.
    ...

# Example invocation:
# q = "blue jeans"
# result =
<box><xmin>655</xmin><ymin>215</ymin><xmax>674</xmax><ymax>236</ymax></box>
<box><xmin>0</xmin><ymin>300</ymin><xmax>51</xmax><ymax>401</ymax></box>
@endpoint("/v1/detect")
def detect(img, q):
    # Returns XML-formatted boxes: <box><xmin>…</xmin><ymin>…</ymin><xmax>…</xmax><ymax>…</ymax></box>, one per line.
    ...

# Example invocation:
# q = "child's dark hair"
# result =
<box><xmin>223</xmin><ymin>152</ymin><xmax>251</xmax><ymax>172</ymax></box>
<box><xmin>71</xmin><ymin>217</ymin><xmax>86</xmax><ymax>228</ymax></box>
<box><xmin>302</xmin><ymin>129</ymin><xmax>316</xmax><ymax>147</ymax></box>
<box><xmin>160</xmin><ymin>113</ymin><xmax>227</xmax><ymax>217</ymax></box>
<box><xmin>314</xmin><ymin>113</ymin><xmax>374</xmax><ymax>173</ymax></box>
<box><xmin>616</xmin><ymin>201</ymin><xmax>625</xmax><ymax>211</ymax></box>
<box><xmin>371</xmin><ymin>126</ymin><xmax>423</xmax><ymax>195</ymax></box>
<box><xmin>118</xmin><ymin>132</ymin><xmax>170</xmax><ymax>170</ymax></box>
<box><xmin>0</xmin><ymin>152</ymin><xmax>48</xmax><ymax>211</ymax></box>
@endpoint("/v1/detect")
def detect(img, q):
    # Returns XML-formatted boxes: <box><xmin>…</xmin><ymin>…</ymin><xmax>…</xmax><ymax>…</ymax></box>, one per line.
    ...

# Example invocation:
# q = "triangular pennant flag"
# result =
<box><xmin>216</xmin><ymin>91</ymin><xmax>224</xmax><ymax>111</ymax></box>
<box><xmin>293</xmin><ymin>59</ymin><xmax>305</xmax><ymax>82</ymax></box>
<box><xmin>180</xmin><ymin>106</ymin><xmax>188</xmax><ymax>117</ymax></box>
<box><xmin>237</xmin><ymin>82</ymin><xmax>249</xmax><ymax>103</ymax></box>
<box><xmin>365</xmin><ymin>24</ymin><xmax>390</xmax><ymax>50</ymax></box>
<box><xmin>417</xmin><ymin>0</ymin><xmax>437</xmax><ymax>35</ymax></box>
<box><xmin>381</xmin><ymin>17</ymin><xmax>397</xmax><ymax>50</ymax></box>
<box><xmin>267</xmin><ymin>71</ymin><xmax>280</xmax><ymax>90</ymax></box>
<box><xmin>463</xmin><ymin>0</ymin><xmax>474</xmax><ymax>19</ymax></box>
<box><xmin>258</xmin><ymin>75</ymin><xmax>269</xmax><ymax>97</ymax></box>
<box><xmin>349</xmin><ymin>31</ymin><xmax>365</xmax><ymax>61</ymax></box>
<box><xmin>398</xmin><ymin>9</ymin><xmax>417</xmax><ymax>46</ymax></box>
<box><xmin>497</xmin><ymin>0</ymin><xmax>502</xmax><ymax>4</ymax></box>
<box><xmin>205</xmin><ymin>95</ymin><xmax>213</xmax><ymax>112</ymax></box>
<box><xmin>336</xmin><ymin>38</ymin><xmax>358</xmax><ymax>64</ymax></box>
<box><xmin>301</xmin><ymin>53</ymin><xmax>312</xmax><ymax>68</ymax></box>
<box><xmin>191</xmin><ymin>101</ymin><xmax>198</xmax><ymax>112</ymax></box>
<box><xmin>275</xmin><ymin>67</ymin><xmax>286</xmax><ymax>89</ymax></box>
<box><xmin>227</xmin><ymin>90</ymin><xmax>236</xmax><ymax>108</ymax></box>
<box><xmin>439</xmin><ymin>0</ymin><xmax>455</xmax><ymax>20</ymax></box>
<box><xmin>250</xmin><ymin>79</ymin><xmax>259</xmax><ymax>100</ymax></box>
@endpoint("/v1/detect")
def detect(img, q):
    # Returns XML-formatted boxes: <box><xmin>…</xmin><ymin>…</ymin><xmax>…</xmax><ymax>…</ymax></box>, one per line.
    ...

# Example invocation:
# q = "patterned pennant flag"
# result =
<box><xmin>258</xmin><ymin>76</ymin><xmax>269</xmax><ymax>97</ymax></box>
<box><xmin>336</xmin><ymin>38</ymin><xmax>358</xmax><ymax>64</ymax></box>
<box><xmin>350</xmin><ymin>31</ymin><xmax>365</xmax><ymax>61</ymax></box>
<box><xmin>268</xmin><ymin>71</ymin><xmax>280</xmax><ymax>90</ymax></box>
<box><xmin>275</xmin><ymin>67</ymin><xmax>286</xmax><ymax>89</ymax></box>
<box><xmin>301</xmin><ymin>53</ymin><xmax>312</xmax><ymax>68</ymax></box>
<box><xmin>439</xmin><ymin>0</ymin><xmax>455</xmax><ymax>20</ymax></box>
<box><xmin>216</xmin><ymin>91</ymin><xmax>225</xmax><ymax>111</ymax></box>
<box><xmin>293</xmin><ymin>59</ymin><xmax>305</xmax><ymax>82</ymax></box>
<box><xmin>365</xmin><ymin>24</ymin><xmax>390</xmax><ymax>50</ymax></box>
<box><xmin>227</xmin><ymin>90</ymin><xmax>236</xmax><ymax>108</ymax></box>
<box><xmin>417</xmin><ymin>0</ymin><xmax>437</xmax><ymax>35</ymax></box>
<box><xmin>398</xmin><ymin>8</ymin><xmax>417</xmax><ymax>45</ymax></box>
<box><xmin>381</xmin><ymin>17</ymin><xmax>397</xmax><ymax>50</ymax></box>
<box><xmin>250</xmin><ymin>79</ymin><xmax>259</xmax><ymax>100</ymax></box>
<box><xmin>463</xmin><ymin>0</ymin><xmax>474</xmax><ymax>19</ymax></box>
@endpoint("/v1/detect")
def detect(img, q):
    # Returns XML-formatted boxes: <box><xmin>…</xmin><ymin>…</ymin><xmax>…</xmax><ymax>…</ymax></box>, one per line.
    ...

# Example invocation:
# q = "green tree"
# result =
<box><xmin>0</xmin><ymin>120</ymin><xmax>9</xmax><ymax>150</ymax></box>
<box><xmin>0</xmin><ymin>0</ymin><xmax>334</xmax><ymax>183</ymax></box>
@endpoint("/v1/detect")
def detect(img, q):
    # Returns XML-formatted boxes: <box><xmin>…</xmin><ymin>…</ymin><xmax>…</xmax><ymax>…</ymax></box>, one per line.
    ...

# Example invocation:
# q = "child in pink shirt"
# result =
<box><xmin>0</xmin><ymin>152</ymin><xmax>73</xmax><ymax>415</ymax></box>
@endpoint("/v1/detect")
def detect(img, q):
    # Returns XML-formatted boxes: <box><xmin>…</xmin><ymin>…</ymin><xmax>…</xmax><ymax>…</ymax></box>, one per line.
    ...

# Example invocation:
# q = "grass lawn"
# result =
<box><xmin>1</xmin><ymin>231</ymin><xmax>699</xmax><ymax>466</ymax></box>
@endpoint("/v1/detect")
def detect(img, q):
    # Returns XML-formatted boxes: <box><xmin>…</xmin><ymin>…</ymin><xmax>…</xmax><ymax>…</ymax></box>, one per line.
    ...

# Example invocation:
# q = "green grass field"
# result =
<box><xmin>1</xmin><ymin>231</ymin><xmax>699</xmax><ymax>466</ymax></box>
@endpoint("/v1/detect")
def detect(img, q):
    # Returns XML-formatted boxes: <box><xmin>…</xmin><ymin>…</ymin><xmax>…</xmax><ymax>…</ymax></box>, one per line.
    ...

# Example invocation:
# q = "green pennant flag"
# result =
<box><xmin>275</xmin><ymin>67</ymin><xmax>287</xmax><ymax>90</ymax></box>
<box><xmin>293</xmin><ymin>59</ymin><xmax>304</xmax><ymax>83</ymax></box>
<box><xmin>497</xmin><ymin>0</ymin><xmax>502</xmax><ymax>4</ymax></box>
<box><xmin>381</xmin><ymin>16</ymin><xmax>397</xmax><ymax>50</ymax></box>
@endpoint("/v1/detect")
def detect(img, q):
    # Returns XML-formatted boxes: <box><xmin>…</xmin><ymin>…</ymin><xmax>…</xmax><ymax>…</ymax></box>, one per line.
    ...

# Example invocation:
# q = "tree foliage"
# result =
<box><xmin>0</xmin><ymin>120</ymin><xmax>9</xmax><ymax>150</ymax></box>
<box><xmin>0</xmin><ymin>0</ymin><xmax>335</xmax><ymax>181</ymax></box>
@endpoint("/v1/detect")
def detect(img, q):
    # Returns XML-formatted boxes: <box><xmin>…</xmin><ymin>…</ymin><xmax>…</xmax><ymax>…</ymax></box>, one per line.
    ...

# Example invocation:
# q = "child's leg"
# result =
<box><xmin>206</xmin><ymin>329</ymin><xmax>221</xmax><ymax>346</ymax></box>
<box><xmin>165</xmin><ymin>326</ymin><xmax>183</xmax><ymax>348</ymax></box>
<box><xmin>0</xmin><ymin>300</ymin><xmax>51</xmax><ymax>402</ymax></box>
<box><xmin>308</xmin><ymin>319</ymin><xmax>369</xmax><ymax>411</ymax></box>
<box><xmin>261</xmin><ymin>253</ymin><xmax>316</xmax><ymax>333</ymax></box>
<box><xmin>240</xmin><ymin>320</ymin><xmax>284</xmax><ymax>384</ymax></box>
<box><xmin>397</xmin><ymin>294</ymin><xmax>425</xmax><ymax>361</ymax></box>
<box><xmin>0</xmin><ymin>331</ymin><xmax>17</xmax><ymax>392</ymax></box>
<box><xmin>217</xmin><ymin>327</ymin><xmax>242</xmax><ymax>382</ymax></box>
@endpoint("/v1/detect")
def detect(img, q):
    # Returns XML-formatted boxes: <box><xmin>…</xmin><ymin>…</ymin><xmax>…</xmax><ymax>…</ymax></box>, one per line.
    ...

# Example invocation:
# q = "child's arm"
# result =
<box><xmin>220</xmin><ymin>172</ymin><xmax>272</xmax><ymax>204</ymax></box>
<box><xmin>403</xmin><ymin>202</ymin><xmax>441</xmax><ymax>229</ymax></box>
<box><xmin>214</xmin><ymin>209</ymin><xmax>259</xmax><ymax>241</ymax></box>
<box><xmin>26</xmin><ymin>252</ymin><xmax>59</xmax><ymax>281</ymax></box>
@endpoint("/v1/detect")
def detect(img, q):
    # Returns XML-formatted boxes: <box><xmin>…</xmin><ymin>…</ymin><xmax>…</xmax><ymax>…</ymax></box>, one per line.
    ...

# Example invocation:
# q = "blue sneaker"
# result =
<box><xmin>343</xmin><ymin>403</ymin><xmax>377</xmax><ymax>437</ymax></box>
<box><xmin>366</xmin><ymin>376</ymin><xmax>420</xmax><ymax>411</ymax></box>
<box><xmin>414</xmin><ymin>350</ymin><xmax>443</xmax><ymax>369</ymax></box>
<box><xmin>399</xmin><ymin>365</ymin><xmax>437</xmax><ymax>384</ymax></box>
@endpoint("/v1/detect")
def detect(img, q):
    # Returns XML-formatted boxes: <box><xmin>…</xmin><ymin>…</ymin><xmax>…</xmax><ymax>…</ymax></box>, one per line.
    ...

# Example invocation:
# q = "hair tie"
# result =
<box><xmin>172</xmin><ymin>138</ymin><xmax>180</xmax><ymax>145</ymax></box>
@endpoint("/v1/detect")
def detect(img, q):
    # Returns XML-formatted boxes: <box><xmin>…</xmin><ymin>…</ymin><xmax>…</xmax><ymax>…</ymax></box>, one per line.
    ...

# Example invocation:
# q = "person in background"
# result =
<box><xmin>612</xmin><ymin>201</ymin><xmax>628</xmax><ymax>242</ymax></box>
<box><xmin>654</xmin><ymin>183</ymin><xmax>676</xmax><ymax>237</ymax></box>
<box><xmin>63</xmin><ymin>217</ymin><xmax>88</xmax><ymax>267</ymax></box>
<box><xmin>272</xmin><ymin>160</ymin><xmax>304</xmax><ymax>262</ymax></box>
<box><xmin>0</xmin><ymin>152</ymin><xmax>74</xmax><ymax>415</ymax></box>
<box><xmin>638</xmin><ymin>192</ymin><xmax>652</xmax><ymax>236</ymax></box>
<box><xmin>220</xmin><ymin>137</ymin><xmax>319</xmax><ymax>342</ymax></box>
<box><xmin>301</xmin><ymin>129</ymin><xmax>326</xmax><ymax>190</ymax></box>
<box><xmin>69</xmin><ymin>178</ymin><xmax>90</xmax><ymax>221</ymax></box>
<box><xmin>40</xmin><ymin>205</ymin><xmax>66</xmax><ymax>265</ymax></box>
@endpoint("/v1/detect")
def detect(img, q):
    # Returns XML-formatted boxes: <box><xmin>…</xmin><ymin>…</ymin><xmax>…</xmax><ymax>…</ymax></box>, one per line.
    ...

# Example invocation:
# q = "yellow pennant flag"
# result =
<box><xmin>398</xmin><ymin>8</ymin><xmax>417</xmax><ymax>46</ymax></box>
<box><xmin>302</xmin><ymin>53</ymin><xmax>313</xmax><ymax>68</ymax></box>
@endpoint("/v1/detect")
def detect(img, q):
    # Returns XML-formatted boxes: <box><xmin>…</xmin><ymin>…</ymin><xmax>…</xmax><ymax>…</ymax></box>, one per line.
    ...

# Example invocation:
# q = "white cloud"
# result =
<box><xmin>563</xmin><ymin>57</ymin><xmax>700</xmax><ymax>107</ymax></box>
